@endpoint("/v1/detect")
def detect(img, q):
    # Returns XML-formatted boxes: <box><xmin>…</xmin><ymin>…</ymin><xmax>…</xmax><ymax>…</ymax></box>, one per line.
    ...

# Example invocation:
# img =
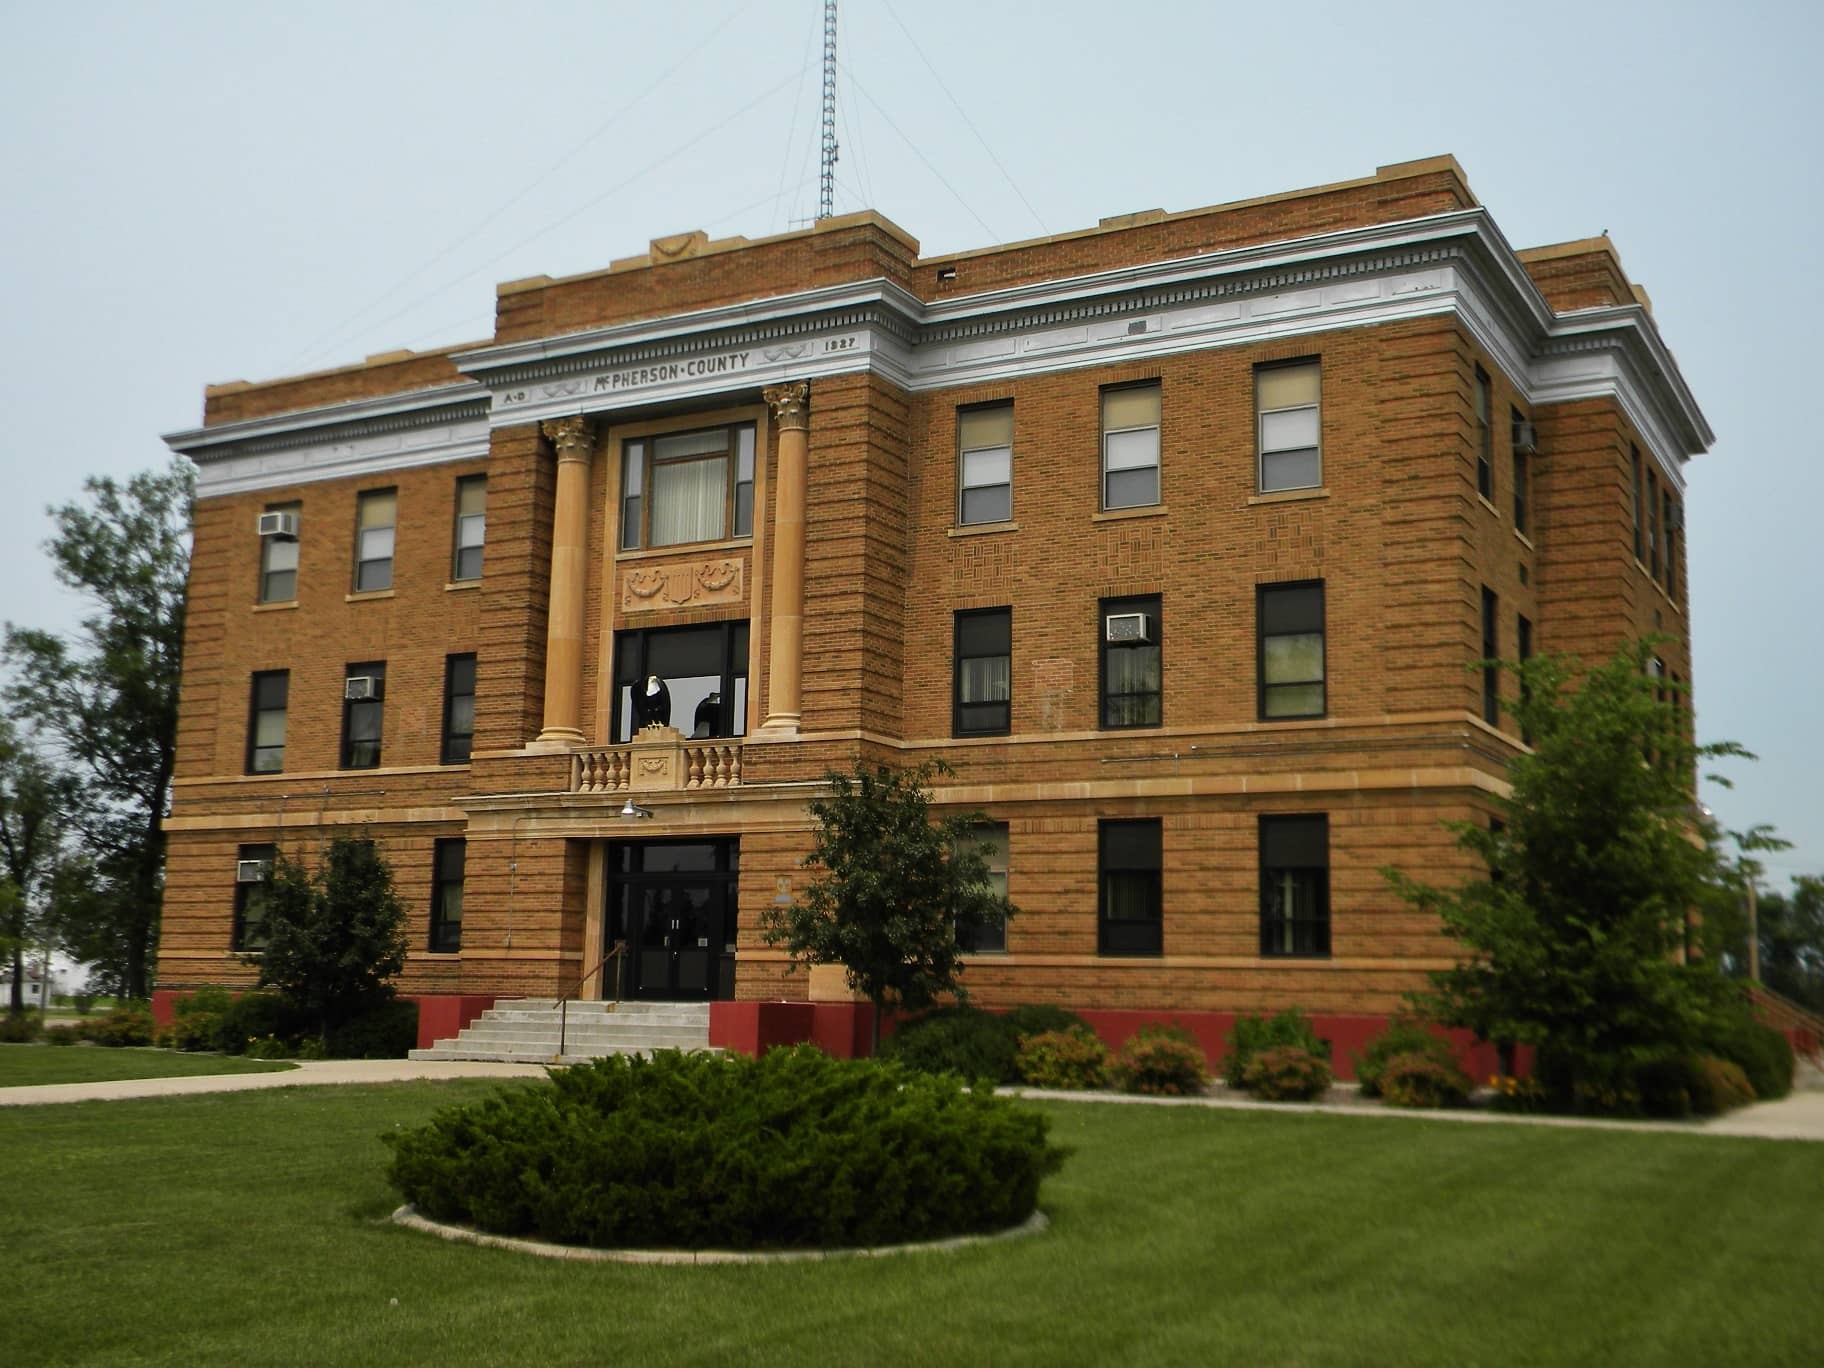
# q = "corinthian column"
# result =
<box><xmin>760</xmin><ymin>382</ymin><xmax>810</xmax><ymax>734</ymax></box>
<box><xmin>534</xmin><ymin>416</ymin><xmax>595</xmax><ymax>747</ymax></box>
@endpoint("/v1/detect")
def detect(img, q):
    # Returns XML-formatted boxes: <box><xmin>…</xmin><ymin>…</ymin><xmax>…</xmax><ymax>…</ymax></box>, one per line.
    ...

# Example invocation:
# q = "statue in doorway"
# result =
<box><xmin>632</xmin><ymin>674</ymin><xmax>672</xmax><ymax>730</ymax></box>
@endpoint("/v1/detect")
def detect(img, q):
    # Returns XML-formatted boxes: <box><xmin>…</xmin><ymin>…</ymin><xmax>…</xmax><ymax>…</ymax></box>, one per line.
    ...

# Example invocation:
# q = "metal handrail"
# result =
<box><xmin>556</xmin><ymin>939</ymin><xmax>628</xmax><ymax>1060</ymax></box>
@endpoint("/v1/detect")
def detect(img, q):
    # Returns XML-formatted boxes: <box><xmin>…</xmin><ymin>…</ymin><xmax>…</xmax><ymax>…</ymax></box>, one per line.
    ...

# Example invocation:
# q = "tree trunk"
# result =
<box><xmin>8</xmin><ymin>944</ymin><xmax>22</xmax><ymax>1013</ymax></box>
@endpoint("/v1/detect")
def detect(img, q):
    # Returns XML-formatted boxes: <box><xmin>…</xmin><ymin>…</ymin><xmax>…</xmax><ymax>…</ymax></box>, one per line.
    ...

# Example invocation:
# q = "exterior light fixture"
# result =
<box><xmin>619</xmin><ymin>798</ymin><xmax>654</xmax><ymax>820</ymax></box>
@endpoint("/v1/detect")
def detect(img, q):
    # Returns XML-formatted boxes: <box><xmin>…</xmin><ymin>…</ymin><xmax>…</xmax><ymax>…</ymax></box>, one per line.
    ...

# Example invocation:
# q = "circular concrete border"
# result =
<box><xmin>390</xmin><ymin>1204</ymin><xmax>1048</xmax><ymax>1265</ymax></box>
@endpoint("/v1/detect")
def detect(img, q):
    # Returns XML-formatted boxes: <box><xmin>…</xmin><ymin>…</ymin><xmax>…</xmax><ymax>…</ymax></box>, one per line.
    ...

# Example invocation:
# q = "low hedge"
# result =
<box><xmin>1355</xmin><ymin>1020</ymin><xmax>1457</xmax><ymax>1099</ymax></box>
<box><xmin>1241</xmin><ymin>1045</ymin><xmax>1332</xmax><ymax>1101</ymax></box>
<box><xmin>1378</xmin><ymin>1052</ymin><xmax>1472</xmax><ymax>1109</ymax></box>
<box><xmin>1224</xmin><ymin>1009</ymin><xmax>1328</xmax><ymax>1089</ymax></box>
<box><xmin>1017</xmin><ymin>1027</ymin><xmax>1109</xmax><ymax>1090</ymax></box>
<box><xmin>880</xmin><ymin>1004</ymin><xmax>1091</xmax><ymax>1084</ymax></box>
<box><xmin>1111</xmin><ymin>1025</ymin><xmax>1209</xmax><ymax>1096</ymax></box>
<box><xmin>384</xmin><ymin>1047</ymin><xmax>1067</xmax><ymax>1251</ymax></box>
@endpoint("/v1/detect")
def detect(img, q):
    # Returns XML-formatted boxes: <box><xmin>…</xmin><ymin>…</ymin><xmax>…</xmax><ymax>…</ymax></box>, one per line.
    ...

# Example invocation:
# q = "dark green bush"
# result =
<box><xmin>1112</xmin><ymin>1025</ymin><xmax>1209</xmax><ymax>1096</ymax></box>
<box><xmin>1224</xmin><ymin>1009</ymin><xmax>1328</xmax><ymax>1088</ymax></box>
<box><xmin>385</xmin><ymin>1048</ymin><xmax>1067</xmax><ymax>1251</ymax></box>
<box><xmin>169</xmin><ymin>986</ymin><xmax>235</xmax><ymax>1052</ymax></box>
<box><xmin>1691</xmin><ymin>1055</ymin><xmax>1757</xmax><ymax>1115</ymax></box>
<box><xmin>1629</xmin><ymin>1054</ymin><xmax>1701</xmax><ymax>1119</ymax></box>
<box><xmin>325</xmin><ymin>998</ymin><xmax>418</xmax><ymax>1059</ymax></box>
<box><xmin>1355</xmin><ymin>1020</ymin><xmax>1457</xmax><ymax>1098</ymax></box>
<box><xmin>1709</xmin><ymin>1016</ymin><xmax>1795</xmax><ymax>1102</ymax></box>
<box><xmin>1378</xmin><ymin>1051</ymin><xmax>1472</xmax><ymax>1109</ymax></box>
<box><xmin>1001</xmin><ymin>1004</ymin><xmax>1091</xmax><ymax>1042</ymax></box>
<box><xmin>45</xmin><ymin>1022</ymin><xmax>84</xmax><ymax>1046</ymax></box>
<box><xmin>879</xmin><ymin>1005</ymin><xmax>1016</xmax><ymax>1082</ymax></box>
<box><xmin>1241</xmin><ymin>1045</ymin><xmax>1332</xmax><ymax>1101</ymax></box>
<box><xmin>214</xmin><ymin>990</ymin><xmax>310</xmax><ymax>1055</ymax></box>
<box><xmin>85</xmin><ymin>1008</ymin><xmax>153</xmax><ymax>1047</ymax></box>
<box><xmin>0</xmin><ymin>1013</ymin><xmax>42</xmax><ymax>1043</ymax></box>
<box><xmin>1017</xmin><ymin>1028</ymin><xmax>1109</xmax><ymax>1090</ymax></box>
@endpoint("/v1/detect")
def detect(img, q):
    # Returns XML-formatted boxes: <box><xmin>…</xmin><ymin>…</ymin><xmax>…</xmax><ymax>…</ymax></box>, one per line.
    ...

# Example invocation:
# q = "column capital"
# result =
<box><xmin>541</xmin><ymin>416</ymin><xmax>596</xmax><ymax>463</ymax></box>
<box><xmin>763</xmin><ymin>382</ymin><xmax>810</xmax><ymax>432</ymax></box>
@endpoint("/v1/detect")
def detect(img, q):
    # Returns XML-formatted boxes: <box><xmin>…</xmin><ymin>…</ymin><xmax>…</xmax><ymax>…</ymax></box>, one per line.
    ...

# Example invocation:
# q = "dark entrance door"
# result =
<box><xmin>608</xmin><ymin>839</ymin><xmax>738</xmax><ymax>1001</ymax></box>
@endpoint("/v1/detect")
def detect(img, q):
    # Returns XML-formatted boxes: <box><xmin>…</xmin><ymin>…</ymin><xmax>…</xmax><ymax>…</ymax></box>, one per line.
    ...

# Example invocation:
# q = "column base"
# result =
<box><xmin>751</xmin><ymin>715</ymin><xmax>801</xmax><ymax>739</ymax></box>
<box><xmin>528</xmin><ymin>727</ymin><xmax>585</xmax><ymax>751</ymax></box>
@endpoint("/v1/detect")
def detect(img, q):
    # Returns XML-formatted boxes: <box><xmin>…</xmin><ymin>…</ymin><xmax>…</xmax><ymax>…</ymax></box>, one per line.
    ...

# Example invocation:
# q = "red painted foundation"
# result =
<box><xmin>708</xmin><ymin>1000</ymin><xmax>1514</xmax><ymax>1081</ymax></box>
<box><xmin>151</xmin><ymin>989</ymin><xmax>496</xmax><ymax>1052</ymax></box>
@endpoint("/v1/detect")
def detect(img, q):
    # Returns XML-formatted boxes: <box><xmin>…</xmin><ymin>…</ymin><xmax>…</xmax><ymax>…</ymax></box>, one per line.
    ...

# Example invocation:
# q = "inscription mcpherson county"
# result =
<box><xmin>594</xmin><ymin>351</ymin><xmax>753</xmax><ymax>392</ymax></box>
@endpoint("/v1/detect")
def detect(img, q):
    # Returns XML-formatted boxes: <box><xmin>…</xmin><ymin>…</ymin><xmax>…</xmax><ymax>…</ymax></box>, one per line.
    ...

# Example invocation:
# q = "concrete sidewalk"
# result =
<box><xmin>0</xmin><ymin>1057</ymin><xmax>549</xmax><ymax>1107</ymax></box>
<box><xmin>4</xmin><ymin>1054</ymin><xmax>1821</xmax><ymax>1141</ymax></box>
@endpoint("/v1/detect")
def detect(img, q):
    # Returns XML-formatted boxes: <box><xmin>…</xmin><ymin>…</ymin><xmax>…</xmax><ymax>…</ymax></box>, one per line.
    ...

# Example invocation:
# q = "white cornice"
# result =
<box><xmin>165</xmin><ymin>381</ymin><xmax>487</xmax><ymax>459</ymax></box>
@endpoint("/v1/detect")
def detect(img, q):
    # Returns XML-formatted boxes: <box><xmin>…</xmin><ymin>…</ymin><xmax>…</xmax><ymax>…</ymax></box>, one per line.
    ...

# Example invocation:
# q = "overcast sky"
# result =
<box><xmin>2</xmin><ymin>0</ymin><xmax>1818</xmax><ymax>887</ymax></box>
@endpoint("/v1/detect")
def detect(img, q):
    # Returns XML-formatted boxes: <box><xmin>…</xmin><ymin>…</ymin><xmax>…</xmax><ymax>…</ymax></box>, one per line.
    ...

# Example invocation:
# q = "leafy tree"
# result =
<box><xmin>1753</xmin><ymin>877</ymin><xmax>1824</xmax><ymax>1014</ymax></box>
<box><xmin>1384</xmin><ymin>641</ymin><xmax>1747</xmax><ymax>1097</ymax></box>
<box><xmin>0</xmin><ymin>722</ymin><xmax>75</xmax><ymax>1014</ymax></box>
<box><xmin>761</xmin><ymin>760</ymin><xmax>1014</xmax><ymax>1051</ymax></box>
<box><xmin>4</xmin><ymin>460</ymin><xmax>192</xmax><ymax>999</ymax></box>
<box><xmin>247</xmin><ymin>837</ymin><xmax>408</xmax><ymax>1036</ymax></box>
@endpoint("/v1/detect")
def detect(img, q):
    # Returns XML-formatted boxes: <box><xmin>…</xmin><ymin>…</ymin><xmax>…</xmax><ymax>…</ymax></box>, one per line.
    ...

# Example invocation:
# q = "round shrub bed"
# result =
<box><xmin>383</xmin><ymin>1047</ymin><xmax>1066</xmax><ymax>1252</ymax></box>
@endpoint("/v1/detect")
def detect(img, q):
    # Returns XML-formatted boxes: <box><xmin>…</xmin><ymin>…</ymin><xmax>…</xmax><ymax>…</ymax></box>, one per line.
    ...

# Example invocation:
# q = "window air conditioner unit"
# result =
<box><xmin>235</xmin><ymin>859</ymin><xmax>269</xmax><ymax>884</ymax></box>
<box><xmin>1511</xmin><ymin>420</ymin><xmax>1539</xmax><ymax>455</ymax></box>
<box><xmin>257</xmin><ymin>511</ymin><xmax>299</xmax><ymax>540</ymax></box>
<box><xmin>344</xmin><ymin>676</ymin><xmax>381</xmax><ymax>701</ymax></box>
<box><xmin>1105</xmin><ymin>612</ymin><xmax>1152</xmax><ymax>644</ymax></box>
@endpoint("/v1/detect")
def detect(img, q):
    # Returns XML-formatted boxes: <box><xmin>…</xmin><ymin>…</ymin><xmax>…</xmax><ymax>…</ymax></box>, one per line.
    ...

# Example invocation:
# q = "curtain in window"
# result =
<box><xmin>651</xmin><ymin>457</ymin><xmax>727</xmax><ymax>546</ymax></box>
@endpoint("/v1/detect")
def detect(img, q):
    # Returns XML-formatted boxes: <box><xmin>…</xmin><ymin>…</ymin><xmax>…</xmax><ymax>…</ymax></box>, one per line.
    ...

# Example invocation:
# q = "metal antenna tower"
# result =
<box><xmin>818</xmin><ymin>0</ymin><xmax>839</xmax><ymax>220</ymax></box>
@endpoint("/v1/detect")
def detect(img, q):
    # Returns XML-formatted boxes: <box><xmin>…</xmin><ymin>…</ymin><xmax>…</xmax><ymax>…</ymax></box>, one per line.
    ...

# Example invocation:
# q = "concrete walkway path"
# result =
<box><xmin>5</xmin><ymin>1056</ymin><xmax>1820</xmax><ymax>1142</ymax></box>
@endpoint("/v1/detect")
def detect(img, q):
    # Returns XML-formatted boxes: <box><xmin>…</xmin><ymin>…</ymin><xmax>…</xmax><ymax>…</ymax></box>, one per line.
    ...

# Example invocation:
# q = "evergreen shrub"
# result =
<box><xmin>215</xmin><ymin>990</ymin><xmax>310</xmax><ymax>1055</ymax></box>
<box><xmin>1224</xmin><ymin>1009</ymin><xmax>1328</xmax><ymax>1088</ymax></box>
<box><xmin>1691</xmin><ymin>1055</ymin><xmax>1757</xmax><ymax>1114</ymax></box>
<box><xmin>881</xmin><ymin>1004</ymin><xmax>1093</xmax><ymax>1084</ymax></box>
<box><xmin>1355</xmin><ymin>1020</ymin><xmax>1457</xmax><ymax>1098</ymax></box>
<box><xmin>169</xmin><ymin>987</ymin><xmax>235</xmax><ymax>1052</ymax></box>
<box><xmin>85</xmin><ymin>1008</ymin><xmax>153</xmax><ymax>1047</ymax></box>
<box><xmin>385</xmin><ymin>1047</ymin><xmax>1066</xmax><ymax>1251</ymax></box>
<box><xmin>1241</xmin><ymin>1045</ymin><xmax>1332</xmax><ymax>1101</ymax></box>
<box><xmin>1111</xmin><ymin>1025</ymin><xmax>1209</xmax><ymax>1096</ymax></box>
<box><xmin>1016</xmin><ymin>1027</ymin><xmax>1109</xmax><ymax>1090</ymax></box>
<box><xmin>326</xmin><ymin>999</ymin><xmax>419</xmax><ymax>1059</ymax></box>
<box><xmin>1377</xmin><ymin>1051</ymin><xmax>1472</xmax><ymax>1109</ymax></box>
<box><xmin>1710</xmin><ymin>1017</ymin><xmax>1795</xmax><ymax>1101</ymax></box>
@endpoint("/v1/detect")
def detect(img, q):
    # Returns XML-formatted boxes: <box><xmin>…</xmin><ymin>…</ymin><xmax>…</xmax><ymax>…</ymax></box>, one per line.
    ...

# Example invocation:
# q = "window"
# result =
<box><xmin>954</xmin><ymin>608</ymin><xmax>1011</xmax><ymax>736</ymax></box>
<box><xmin>430</xmin><ymin>839</ymin><xmax>465</xmax><ymax>953</ymax></box>
<box><xmin>354</xmin><ymin>488</ymin><xmax>396</xmax><ymax>592</ymax></box>
<box><xmin>452</xmin><ymin>476</ymin><xmax>486</xmax><ymax>581</ymax></box>
<box><xmin>1481</xmin><ymin>587</ymin><xmax>1499</xmax><ymax>726</ymax></box>
<box><xmin>956</xmin><ymin>823</ymin><xmax>1008</xmax><ymax>953</ymax></box>
<box><xmin>232</xmin><ymin>844</ymin><xmax>277</xmax><ymax>952</ymax></box>
<box><xmin>612</xmin><ymin>620</ymin><xmax>748</xmax><ymax>742</ymax></box>
<box><xmin>1511</xmin><ymin>408</ymin><xmax>1530</xmax><ymax>535</ymax></box>
<box><xmin>1474</xmin><ymin>367</ymin><xmax>1493</xmax><ymax>502</ymax></box>
<box><xmin>957</xmin><ymin>404</ymin><xmax>1013</xmax><ymax>525</ymax></box>
<box><xmin>1631</xmin><ymin>446</ymin><xmax>1645</xmax><ymax>561</ymax></box>
<box><xmin>1100</xmin><ymin>594</ymin><xmax>1161</xmax><ymax>728</ymax></box>
<box><xmin>246</xmin><ymin>671</ymin><xmax>288</xmax><ymax>774</ymax></box>
<box><xmin>341</xmin><ymin>662</ymin><xmax>386</xmax><ymax>769</ymax></box>
<box><xmin>441</xmin><ymin>654</ymin><xmax>476</xmax><ymax>764</ymax></box>
<box><xmin>1259</xmin><ymin>814</ymin><xmax>1329</xmax><ymax>957</ymax></box>
<box><xmin>1100</xmin><ymin>384</ymin><xmax>1160</xmax><ymax>510</ymax></box>
<box><xmin>1256</xmin><ymin>361</ymin><xmax>1321</xmax><ymax>492</ymax></box>
<box><xmin>1257</xmin><ymin>581</ymin><xmax>1325</xmax><ymax>719</ymax></box>
<box><xmin>1646</xmin><ymin>469</ymin><xmax>1661</xmax><ymax>581</ymax></box>
<box><xmin>619</xmin><ymin>423</ymin><xmax>755</xmax><ymax>550</ymax></box>
<box><xmin>1517</xmin><ymin>614</ymin><xmax>1534</xmax><ymax>744</ymax></box>
<box><xmin>1099</xmin><ymin>819</ymin><xmax>1161</xmax><ymax>956</ymax></box>
<box><xmin>258</xmin><ymin>502</ymin><xmax>300</xmax><ymax>603</ymax></box>
<box><xmin>1663</xmin><ymin>489</ymin><xmax>1679</xmax><ymax>597</ymax></box>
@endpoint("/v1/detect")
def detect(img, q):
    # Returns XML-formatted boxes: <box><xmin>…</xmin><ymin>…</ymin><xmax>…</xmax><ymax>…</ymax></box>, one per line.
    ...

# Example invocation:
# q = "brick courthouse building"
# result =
<box><xmin>154</xmin><ymin>157</ymin><xmax>1707</xmax><ymax>1058</ymax></box>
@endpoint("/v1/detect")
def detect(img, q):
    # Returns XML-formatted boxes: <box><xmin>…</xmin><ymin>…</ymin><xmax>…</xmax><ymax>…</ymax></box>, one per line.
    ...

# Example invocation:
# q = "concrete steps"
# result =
<box><xmin>410</xmin><ymin>999</ymin><xmax>714</xmax><ymax>1064</ymax></box>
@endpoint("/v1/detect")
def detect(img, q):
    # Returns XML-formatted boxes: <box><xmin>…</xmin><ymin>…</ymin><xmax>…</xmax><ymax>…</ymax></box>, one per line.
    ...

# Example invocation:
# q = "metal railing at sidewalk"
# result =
<box><xmin>555</xmin><ymin>940</ymin><xmax>628</xmax><ymax>1061</ymax></box>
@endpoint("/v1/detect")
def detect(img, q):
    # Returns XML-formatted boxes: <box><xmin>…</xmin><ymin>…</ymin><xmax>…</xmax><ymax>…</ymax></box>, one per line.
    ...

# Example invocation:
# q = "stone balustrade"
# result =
<box><xmin>570</xmin><ymin>725</ymin><xmax>742</xmax><ymax>794</ymax></box>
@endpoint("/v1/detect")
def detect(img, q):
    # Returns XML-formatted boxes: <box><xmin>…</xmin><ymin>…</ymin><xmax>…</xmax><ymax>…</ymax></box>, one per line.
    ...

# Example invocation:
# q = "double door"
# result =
<box><xmin>608</xmin><ymin>839</ymin><xmax>738</xmax><ymax>1001</ymax></box>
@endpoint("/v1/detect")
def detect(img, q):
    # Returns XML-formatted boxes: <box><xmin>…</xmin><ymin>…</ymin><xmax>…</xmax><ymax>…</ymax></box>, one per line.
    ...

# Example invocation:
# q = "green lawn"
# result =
<box><xmin>1</xmin><ymin>1083</ymin><xmax>1819</xmax><ymax>1366</ymax></box>
<box><xmin>0</xmin><ymin>1045</ymin><xmax>296</xmax><ymax>1087</ymax></box>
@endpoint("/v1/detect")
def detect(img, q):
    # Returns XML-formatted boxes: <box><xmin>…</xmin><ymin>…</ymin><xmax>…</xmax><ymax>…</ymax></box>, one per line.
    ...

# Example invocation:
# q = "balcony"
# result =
<box><xmin>571</xmin><ymin>725</ymin><xmax>742</xmax><ymax>794</ymax></box>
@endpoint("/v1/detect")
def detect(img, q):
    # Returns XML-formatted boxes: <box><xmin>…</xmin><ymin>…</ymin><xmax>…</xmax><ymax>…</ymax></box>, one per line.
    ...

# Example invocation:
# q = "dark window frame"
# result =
<box><xmin>341</xmin><ymin>661</ymin><xmax>386</xmax><ymax>770</ymax></box>
<box><xmin>618</xmin><ymin>422</ymin><xmax>757</xmax><ymax>552</ymax></box>
<box><xmin>1099</xmin><ymin>593</ymin><xmax>1162</xmax><ymax>729</ymax></box>
<box><xmin>1099</xmin><ymin>381</ymin><xmax>1162</xmax><ymax>511</ymax></box>
<box><xmin>1631</xmin><ymin>446</ymin><xmax>1645</xmax><ymax>562</ymax></box>
<box><xmin>1511</xmin><ymin>407</ymin><xmax>1530</xmax><ymax>535</ymax></box>
<box><xmin>353</xmin><ymin>487</ymin><xmax>397</xmax><ymax>593</ymax></box>
<box><xmin>1662</xmin><ymin>488</ymin><xmax>1679</xmax><ymax>598</ymax></box>
<box><xmin>452</xmin><ymin>474</ymin><xmax>486</xmax><ymax>582</ymax></box>
<box><xmin>441</xmin><ymin>653</ymin><xmax>477</xmax><ymax>765</ymax></box>
<box><xmin>1474</xmin><ymin>366</ymin><xmax>1494</xmax><ymax>503</ymax></box>
<box><xmin>232</xmin><ymin>843</ymin><xmax>277</xmax><ymax>952</ymax></box>
<box><xmin>1257</xmin><ymin>580</ymin><xmax>1327</xmax><ymax>721</ymax></box>
<box><xmin>953</xmin><ymin>607</ymin><xmax>1012</xmax><ymax>737</ymax></box>
<box><xmin>430</xmin><ymin>838</ymin><xmax>465</xmax><ymax>954</ymax></box>
<box><xmin>258</xmin><ymin>501</ymin><xmax>300</xmax><ymax>604</ymax></box>
<box><xmin>956</xmin><ymin>401</ymin><xmax>1014</xmax><ymax>527</ymax></box>
<box><xmin>1647</xmin><ymin>468</ymin><xmax>1661</xmax><ymax>581</ymax></box>
<box><xmin>611</xmin><ymin>619</ymin><xmax>749</xmax><ymax>743</ymax></box>
<box><xmin>955</xmin><ymin>821</ymin><xmax>1009</xmax><ymax>954</ymax></box>
<box><xmin>246</xmin><ymin>670</ymin><xmax>289</xmax><ymax>774</ymax></box>
<box><xmin>1098</xmin><ymin>818</ymin><xmax>1162</xmax><ymax>957</ymax></box>
<box><xmin>1259</xmin><ymin>813</ymin><xmax>1330</xmax><ymax>958</ymax></box>
<box><xmin>1481</xmin><ymin>587</ymin><xmax>1499</xmax><ymax>726</ymax></box>
<box><xmin>1517</xmin><ymin>613</ymin><xmax>1534</xmax><ymax>744</ymax></box>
